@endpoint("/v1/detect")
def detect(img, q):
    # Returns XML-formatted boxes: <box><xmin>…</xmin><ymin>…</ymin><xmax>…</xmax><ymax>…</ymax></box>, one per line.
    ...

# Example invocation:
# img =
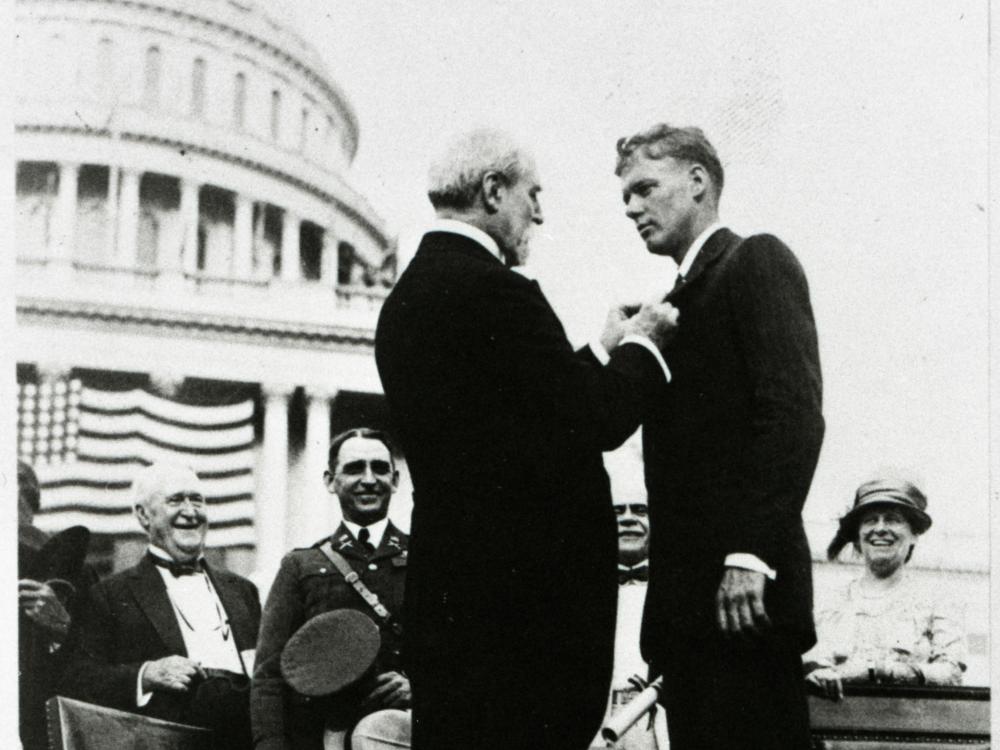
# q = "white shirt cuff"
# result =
<box><xmin>725</xmin><ymin>553</ymin><xmax>776</xmax><ymax>580</ymax></box>
<box><xmin>136</xmin><ymin>662</ymin><xmax>153</xmax><ymax>707</ymax></box>
<box><xmin>588</xmin><ymin>339</ymin><xmax>610</xmax><ymax>365</ymax></box>
<box><xmin>620</xmin><ymin>335</ymin><xmax>671</xmax><ymax>383</ymax></box>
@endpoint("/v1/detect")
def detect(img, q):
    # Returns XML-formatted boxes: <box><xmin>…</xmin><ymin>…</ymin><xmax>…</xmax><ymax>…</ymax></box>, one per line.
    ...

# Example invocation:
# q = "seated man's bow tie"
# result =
<box><xmin>618</xmin><ymin>564</ymin><xmax>649</xmax><ymax>585</ymax></box>
<box><xmin>149</xmin><ymin>553</ymin><xmax>204</xmax><ymax>577</ymax></box>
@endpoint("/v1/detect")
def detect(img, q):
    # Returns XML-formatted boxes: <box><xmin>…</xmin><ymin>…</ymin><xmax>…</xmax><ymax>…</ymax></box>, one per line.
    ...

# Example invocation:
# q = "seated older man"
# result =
<box><xmin>60</xmin><ymin>462</ymin><xmax>261</xmax><ymax>749</ymax></box>
<box><xmin>804</xmin><ymin>477</ymin><xmax>966</xmax><ymax>700</ymax></box>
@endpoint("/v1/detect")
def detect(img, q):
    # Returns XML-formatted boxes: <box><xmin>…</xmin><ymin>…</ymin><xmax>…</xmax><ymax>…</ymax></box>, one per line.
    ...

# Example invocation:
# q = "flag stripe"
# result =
<box><xmin>78</xmin><ymin>430</ymin><xmax>254</xmax><ymax>455</ymax></box>
<box><xmin>37</xmin><ymin>497</ymin><xmax>254</xmax><ymax>517</ymax></box>
<box><xmin>41</xmin><ymin>474</ymin><xmax>254</xmax><ymax>501</ymax></box>
<box><xmin>37</xmin><ymin>464</ymin><xmax>252</xmax><ymax>484</ymax></box>
<box><xmin>21</xmin><ymin>380</ymin><xmax>259</xmax><ymax>550</ymax></box>
<box><xmin>60</xmin><ymin>453</ymin><xmax>257</xmax><ymax>472</ymax></box>
<box><xmin>81</xmin><ymin>388</ymin><xmax>255</xmax><ymax>424</ymax></box>
<box><xmin>79</xmin><ymin>411</ymin><xmax>254</xmax><ymax>448</ymax></box>
<box><xmin>80</xmin><ymin>404</ymin><xmax>252</xmax><ymax>432</ymax></box>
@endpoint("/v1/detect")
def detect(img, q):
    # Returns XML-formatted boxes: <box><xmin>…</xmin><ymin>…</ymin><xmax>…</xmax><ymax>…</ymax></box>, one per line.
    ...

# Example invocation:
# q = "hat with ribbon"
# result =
<box><xmin>826</xmin><ymin>478</ymin><xmax>932</xmax><ymax>560</ymax></box>
<box><xmin>281</xmin><ymin>609</ymin><xmax>381</xmax><ymax>696</ymax></box>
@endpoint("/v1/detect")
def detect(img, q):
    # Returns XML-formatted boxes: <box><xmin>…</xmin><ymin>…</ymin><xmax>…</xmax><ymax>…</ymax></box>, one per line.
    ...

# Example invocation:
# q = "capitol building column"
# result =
<box><xmin>257</xmin><ymin>382</ymin><xmax>294</xmax><ymax>578</ymax></box>
<box><xmin>116</xmin><ymin>168</ymin><xmax>140</xmax><ymax>266</ymax></box>
<box><xmin>52</xmin><ymin>161</ymin><xmax>79</xmax><ymax>269</ymax></box>
<box><xmin>298</xmin><ymin>386</ymin><xmax>336</xmax><ymax>542</ymax></box>
<box><xmin>280</xmin><ymin>210</ymin><xmax>301</xmax><ymax>282</ymax></box>
<box><xmin>179</xmin><ymin>178</ymin><xmax>200</xmax><ymax>275</ymax></box>
<box><xmin>233</xmin><ymin>193</ymin><xmax>254</xmax><ymax>278</ymax></box>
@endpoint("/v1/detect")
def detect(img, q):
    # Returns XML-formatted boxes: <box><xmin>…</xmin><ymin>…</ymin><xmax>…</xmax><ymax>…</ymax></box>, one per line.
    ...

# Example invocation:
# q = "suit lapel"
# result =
<box><xmin>127</xmin><ymin>556</ymin><xmax>187</xmax><ymax>657</ymax></box>
<box><xmin>204</xmin><ymin>564</ymin><xmax>253</xmax><ymax>651</ymax></box>
<box><xmin>666</xmin><ymin>228</ymin><xmax>741</xmax><ymax>302</ymax></box>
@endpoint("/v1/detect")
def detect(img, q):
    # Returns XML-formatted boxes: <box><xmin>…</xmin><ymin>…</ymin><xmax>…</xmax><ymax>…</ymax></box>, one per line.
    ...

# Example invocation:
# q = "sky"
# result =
<box><xmin>291</xmin><ymin>1</ymin><xmax>992</xmax><ymax>566</ymax></box>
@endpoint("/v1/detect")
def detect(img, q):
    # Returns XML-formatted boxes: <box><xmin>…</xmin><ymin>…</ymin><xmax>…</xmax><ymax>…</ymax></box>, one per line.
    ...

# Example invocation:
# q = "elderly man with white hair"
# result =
<box><xmin>60</xmin><ymin>461</ymin><xmax>261</xmax><ymax>749</ymax></box>
<box><xmin>375</xmin><ymin>129</ymin><xmax>680</xmax><ymax>750</ymax></box>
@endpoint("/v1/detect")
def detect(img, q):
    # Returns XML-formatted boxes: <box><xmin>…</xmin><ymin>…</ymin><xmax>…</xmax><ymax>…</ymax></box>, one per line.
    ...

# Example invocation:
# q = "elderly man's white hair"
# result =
<box><xmin>132</xmin><ymin>461</ymin><xmax>202</xmax><ymax>508</ymax></box>
<box><xmin>427</xmin><ymin>128</ymin><xmax>533</xmax><ymax>211</ymax></box>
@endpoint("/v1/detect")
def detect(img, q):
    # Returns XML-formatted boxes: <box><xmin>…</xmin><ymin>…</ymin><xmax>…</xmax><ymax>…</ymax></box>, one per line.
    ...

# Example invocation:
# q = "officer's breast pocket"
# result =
<box><xmin>298</xmin><ymin>562</ymin><xmax>342</xmax><ymax>611</ymax></box>
<box><xmin>391</xmin><ymin>554</ymin><xmax>408</xmax><ymax>568</ymax></box>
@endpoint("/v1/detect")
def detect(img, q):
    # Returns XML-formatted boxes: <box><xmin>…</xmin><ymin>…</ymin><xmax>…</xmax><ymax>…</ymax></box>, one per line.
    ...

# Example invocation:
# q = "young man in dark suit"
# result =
<box><xmin>60</xmin><ymin>462</ymin><xmax>260</xmax><ymax>749</ymax></box>
<box><xmin>375</xmin><ymin>129</ymin><xmax>679</xmax><ymax>750</ymax></box>
<box><xmin>616</xmin><ymin>123</ymin><xmax>825</xmax><ymax>750</ymax></box>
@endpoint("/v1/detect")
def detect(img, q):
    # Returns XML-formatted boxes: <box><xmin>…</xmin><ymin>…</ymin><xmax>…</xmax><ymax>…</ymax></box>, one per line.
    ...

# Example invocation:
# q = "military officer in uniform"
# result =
<box><xmin>252</xmin><ymin>428</ymin><xmax>410</xmax><ymax>750</ymax></box>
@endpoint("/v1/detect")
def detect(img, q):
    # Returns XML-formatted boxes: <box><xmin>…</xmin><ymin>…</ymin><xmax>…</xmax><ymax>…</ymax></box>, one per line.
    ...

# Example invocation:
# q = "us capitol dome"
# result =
<box><xmin>14</xmin><ymin>0</ymin><xmax>401</xmax><ymax>580</ymax></box>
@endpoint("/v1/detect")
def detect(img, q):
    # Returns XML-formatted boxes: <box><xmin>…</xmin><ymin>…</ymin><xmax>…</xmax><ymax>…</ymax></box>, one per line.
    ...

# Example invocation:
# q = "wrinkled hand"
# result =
<box><xmin>623</xmin><ymin>302</ymin><xmax>679</xmax><ymax>350</ymax></box>
<box><xmin>599</xmin><ymin>304</ymin><xmax>638</xmax><ymax>352</ymax></box>
<box><xmin>142</xmin><ymin>655</ymin><xmax>205</xmax><ymax>693</ymax></box>
<box><xmin>19</xmin><ymin>579</ymin><xmax>71</xmax><ymax>638</ymax></box>
<box><xmin>715</xmin><ymin>567</ymin><xmax>771</xmax><ymax>636</ymax></box>
<box><xmin>362</xmin><ymin>671</ymin><xmax>411</xmax><ymax>710</ymax></box>
<box><xmin>806</xmin><ymin>667</ymin><xmax>844</xmax><ymax>701</ymax></box>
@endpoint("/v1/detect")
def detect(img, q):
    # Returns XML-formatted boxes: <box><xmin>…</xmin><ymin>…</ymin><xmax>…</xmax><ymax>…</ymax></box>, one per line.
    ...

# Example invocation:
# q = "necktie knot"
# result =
<box><xmin>357</xmin><ymin>528</ymin><xmax>376</xmax><ymax>556</ymax></box>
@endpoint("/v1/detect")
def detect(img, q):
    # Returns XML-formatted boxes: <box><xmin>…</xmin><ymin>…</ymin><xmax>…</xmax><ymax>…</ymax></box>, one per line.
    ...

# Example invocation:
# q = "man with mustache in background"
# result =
<box><xmin>615</xmin><ymin>123</ymin><xmax>824</xmax><ymax>750</ymax></box>
<box><xmin>61</xmin><ymin>462</ymin><xmax>261</xmax><ymax>749</ymax></box>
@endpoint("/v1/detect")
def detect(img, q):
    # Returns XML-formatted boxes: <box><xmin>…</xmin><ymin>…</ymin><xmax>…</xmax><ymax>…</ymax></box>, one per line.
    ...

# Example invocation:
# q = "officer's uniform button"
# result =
<box><xmin>368</xmin><ymin>563</ymin><xmax>378</xmax><ymax>571</ymax></box>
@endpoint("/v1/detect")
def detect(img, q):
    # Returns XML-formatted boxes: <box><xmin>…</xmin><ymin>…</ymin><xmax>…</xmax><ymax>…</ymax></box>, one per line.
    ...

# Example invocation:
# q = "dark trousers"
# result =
<box><xmin>655</xmin><ymin>631</ymin><xmax>811</xmax><ymax>750</ymax></box>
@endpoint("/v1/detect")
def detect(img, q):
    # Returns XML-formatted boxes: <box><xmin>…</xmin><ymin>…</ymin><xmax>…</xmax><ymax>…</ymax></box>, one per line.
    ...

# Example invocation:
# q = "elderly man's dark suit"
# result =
<box><xmin>59</xmin><ymin>555</ymin><xmax>260</xmax><ymax>738</ymax></box>
<box><xmin>375</xmin><ymin>230</ymin><xmax>666</xmax><ymax>750</ymax></box>
<box><xmin>641</xmin><ymin>228</ymin><xmax>824</xmax><ymax>749</ymax></box>
<box><xmin>252</xmin><ymin>522</ymin><xmax>409</xmax><ymax>750</ymax></box>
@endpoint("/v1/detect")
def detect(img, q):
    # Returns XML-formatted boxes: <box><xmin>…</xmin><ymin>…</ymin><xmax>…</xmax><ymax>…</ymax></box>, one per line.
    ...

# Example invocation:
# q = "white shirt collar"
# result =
<box><xmin>342</xmin><ymin>518</ymin><xmax>389</xmax><ymax>548</ymax></box>
<box><xmin>428</xmin><ymin>218</ymin><xmax>503</xmax><ymax>263</ymax></box>
<box><xmin>677</xmin><ymin>221</ymin><xmax>724</xmax><ymax>279</ymax></box>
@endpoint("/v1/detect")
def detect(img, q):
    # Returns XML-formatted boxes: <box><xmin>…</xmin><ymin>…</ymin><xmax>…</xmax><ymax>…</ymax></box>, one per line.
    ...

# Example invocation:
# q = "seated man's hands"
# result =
<box><xmin>142</xmin><ymin>655</ymin><xmax>205</xmax><ymax>693</ymax></box>
<box><xmin>19</xmin><ymin>579</ymin><xmax>71</xmax><ymax>639</ymax></box>
<box><xmin>362</xmin><ymin>671</ymin><xmax>411</xmax><ymax>711</ymax></box>
<box><xmin>623</xmin><ymin>302</ymin><xmax>679</xmax><ymax>350</ymax></box>
<box><xmin>715</xmin><ymin>567</ymin><xmax>771</xmax><ymax>636</ymax></box>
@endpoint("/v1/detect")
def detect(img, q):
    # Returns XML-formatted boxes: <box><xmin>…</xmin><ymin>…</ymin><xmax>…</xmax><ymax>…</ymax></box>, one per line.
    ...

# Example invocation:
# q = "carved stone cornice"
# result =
<box><xmin>16</xmin><ymin>297</ymin><xmax>375</xmax><ymax>352</ymax></box>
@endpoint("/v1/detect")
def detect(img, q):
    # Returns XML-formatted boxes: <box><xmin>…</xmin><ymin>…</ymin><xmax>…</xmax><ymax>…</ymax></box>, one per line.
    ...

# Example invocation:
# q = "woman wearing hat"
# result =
<box><xmin>803</xmin><ymin>478</ymin><xmax>966</xmax><ymax>700</ymax></box>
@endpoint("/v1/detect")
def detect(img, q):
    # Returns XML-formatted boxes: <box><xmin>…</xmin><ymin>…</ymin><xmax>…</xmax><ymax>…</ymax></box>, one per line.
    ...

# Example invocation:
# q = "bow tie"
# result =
<box><xmin>618</xmin><ymin>564</ymin><xmax>649</xmax><ymax>585</ymax></box>
<box><xmin>149</xmin><ymin>553</ymin><xmax>204</xmax><ymax>577</ymax></box>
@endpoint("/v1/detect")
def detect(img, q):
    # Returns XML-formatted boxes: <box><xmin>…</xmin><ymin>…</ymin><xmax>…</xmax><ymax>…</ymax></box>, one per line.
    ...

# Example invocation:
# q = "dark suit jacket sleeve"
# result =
<box><xmin>58</xmin><ymin>581</ymin><xmax>145</xmax><ymax>711</ymax></box>
<box><xmin>725</xmin><ymin>235</ymin><xmax>825</xmax><ymax>564</ymax></box>
<box><xmin>251</xmin><ymin>554</ymin><xmax>304</xmax><ymax>750</ymax></box>
<box><xmin>483</xmin><ymin>272</ymin><xmax>664</xmax><ymax>450</ymax></box>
